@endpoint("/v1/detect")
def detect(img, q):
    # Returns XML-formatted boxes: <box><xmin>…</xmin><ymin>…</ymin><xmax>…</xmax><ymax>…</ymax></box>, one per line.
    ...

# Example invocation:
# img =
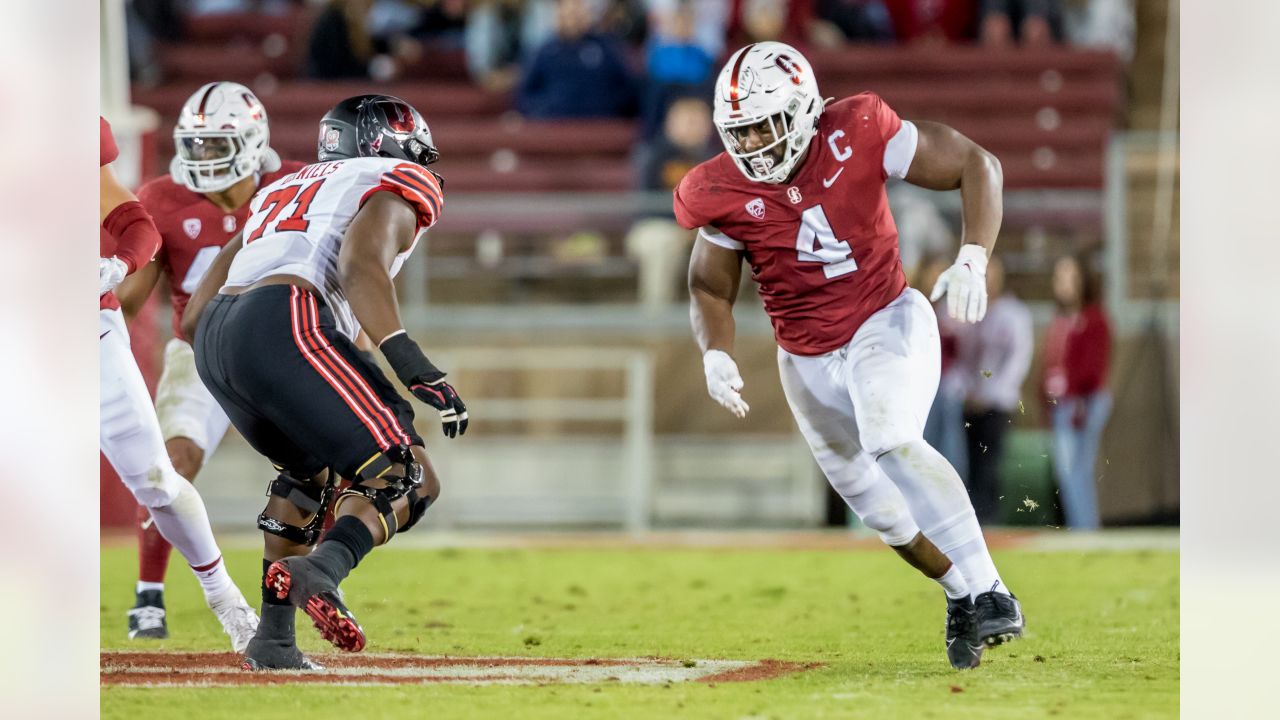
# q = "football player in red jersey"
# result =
<box><xmin>678</xmin><ymin>43</ymin><xmax>1020</xmax><ymax>670</ymax></box>
<box><xmin>100</xmin><ymin>116</ymin><xmax>259</xmax><ymax>654</ymax></box>
<box><xmin>113</xmin><ymin>83</ymin><xmax>307</xmax><ymax>642</ymax></box>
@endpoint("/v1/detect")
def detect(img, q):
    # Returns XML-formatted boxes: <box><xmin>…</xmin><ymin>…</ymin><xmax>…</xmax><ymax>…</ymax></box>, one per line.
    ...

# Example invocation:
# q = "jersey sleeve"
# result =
<box><xmin>861</xmin><ymin>92</ymin><xmax>918</xmax><ymax>180</ymax></box>
<box><xmin>368</xmin><ymin>163</ymin><xmax>444</xmax><ymax>230</ymax></box>
<box><xmin>100</xmin><ymin>116</ymin><xmax>119</xmax><ymax>167</ymax></box>
<box><xmin>672</xmin><ymin>165</ymin><xmax>715</xmax><ymax>230</ymax></box>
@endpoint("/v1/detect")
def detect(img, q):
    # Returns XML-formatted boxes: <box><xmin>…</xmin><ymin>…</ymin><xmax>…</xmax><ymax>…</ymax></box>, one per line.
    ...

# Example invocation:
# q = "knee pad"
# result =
<box><xmin>127</xmin><ymin>465</ymin><xmax>188</xmax><ymax>508</ymax></box>
<box><xmin>334</xmin><ymin>446</ymin><xmax>433</xmax><ymax>543</ymax></box>
<box><xmin>257</xmin><ymin>473</ymin><xmax>335</xmax><ymax>546</ymax></box>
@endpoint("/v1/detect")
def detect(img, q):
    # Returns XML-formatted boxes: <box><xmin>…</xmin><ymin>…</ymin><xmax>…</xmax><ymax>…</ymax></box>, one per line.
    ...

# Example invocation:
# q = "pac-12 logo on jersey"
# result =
<box><xmin>223</xmin><ymin>215</ymin><xmax>236</xmax><ymax>233</ymax></box>
<box><xmin>745</xmin><ymin>198</ymin><xmax>766</xmax><ymax>220</ymax></box>
<box><xmin>183</xmin><ymin>218</ymin><xmax>201</xmax><ymax>239</ymax></box>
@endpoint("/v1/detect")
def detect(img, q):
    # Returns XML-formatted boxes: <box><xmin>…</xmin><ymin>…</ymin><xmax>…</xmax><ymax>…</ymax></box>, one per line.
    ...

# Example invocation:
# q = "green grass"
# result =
<box><xmin>101</xmin><ymin>542</ymin><xmax>1178</xmax><ymax>719</ymax></box>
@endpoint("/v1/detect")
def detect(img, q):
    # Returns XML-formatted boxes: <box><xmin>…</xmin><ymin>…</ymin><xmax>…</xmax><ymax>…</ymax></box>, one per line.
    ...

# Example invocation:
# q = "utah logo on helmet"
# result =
<box><xmin>713</xmin><ymin>42</ymin><xmax>823</xmax><ymax>185</ymax></box>
<box><xmin>171</xmin><ymin>81</ymin><xmax>282</xmax><ymax>193</ymax></box>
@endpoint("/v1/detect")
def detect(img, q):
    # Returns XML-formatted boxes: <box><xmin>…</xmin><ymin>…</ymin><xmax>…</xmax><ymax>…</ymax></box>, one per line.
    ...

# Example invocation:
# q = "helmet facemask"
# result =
<box><xmin>174</xmin><ymin>130</ymin><xmax>259</xmax><ymax>193</ymax></box>
<box><xmin>717</xmin><ymin>94</ymin><xmax>812</xmax><ymax>184</ymax></box>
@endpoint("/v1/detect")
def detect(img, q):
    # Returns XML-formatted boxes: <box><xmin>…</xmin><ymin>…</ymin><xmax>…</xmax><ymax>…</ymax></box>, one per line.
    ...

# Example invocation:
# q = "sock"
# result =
<box><xmin>136</xmin><ymin>504</ymin><xmax>174</xmax><ymax>585</ymax></box>
<box><xmin>255</xmin><ymin>602</ymin><xmax>298</xmax><ymax>642</ymax></box>
<box><xmin>307</xmin><ymin>516</ymin><xmax>376</xmax><ymax>586</ymax></box>
<box><xmin>936</xmin><ymin>565</ymin><xmax>969</xmax><ymax>600</ymax></box>
<box><xmin>136</xmin><ymin>580</ymin><xmax>165</xmax><ymax>595</ymax></box>
<box><xmin>262</xmin><ymin>558</ymin><xmax>292</xmax><ymax>606</ymax></box>
<box><xmin>146</xmin><ymin>481</ymin><xmax>233</xmax><ymax>601</ymax></box>
<box><xmin>876</xmin><ymin>440</ymin><xmax>1010</xmax><ymax>600</ymax></box>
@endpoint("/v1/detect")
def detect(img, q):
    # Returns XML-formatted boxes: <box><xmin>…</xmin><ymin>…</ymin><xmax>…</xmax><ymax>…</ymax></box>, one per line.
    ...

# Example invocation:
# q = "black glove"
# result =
<box><xmin>380</xmin><ymin>333</ymin><xmax>468</xmax><ymax>438</ymax></box>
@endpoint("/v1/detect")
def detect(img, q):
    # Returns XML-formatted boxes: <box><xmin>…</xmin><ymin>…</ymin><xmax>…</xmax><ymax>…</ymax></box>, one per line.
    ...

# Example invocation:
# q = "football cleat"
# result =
<box><xmin>208</xmin><ymin>587</ymin><xmax>260</xmax><ymax>654</ymax></box>
<box><xmin>945</xmin><ymin>595</ymin><xmax>984</xmax><ymax>669</ymax></box>
<box><xmin>240</xmin><ymin>603</ymin><xmax>323</xmax><ymax>671</ymax></box>
<box><xmin>126</xmin><ymin>589</ymin><xmax>169</xmax><ymax>640</ymax></box>
<box><xmin>974</xmin><ymin>590</ymin><xmax>1025</xmax><ymax>647</ymax></box>
<box><xmin>266</xmin><ymin>557</ymin><xmax>366</xmax><ymax>652</ymax></box>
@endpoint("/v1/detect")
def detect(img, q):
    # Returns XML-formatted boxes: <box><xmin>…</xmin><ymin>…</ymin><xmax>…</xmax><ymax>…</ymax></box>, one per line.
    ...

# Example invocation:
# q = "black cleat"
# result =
<box><xmin>127</xmin><ymin>589</ymin><xmax>169</xmax><ymax>640</ymax></box>
<box><xmin>975</xmin><ymin>590</ymin><xmax>1025</xmax><ymax>647</ymax></box>
<box><xmin>240</xmin><ymin>604</ymin><xmax>324</xmax><ymax>671</ymax></box>
<box><xmin>945</xmin><ymin>595</ymin><xmax>983</xmax><ymax>669</ymax></box>
<box><xmin>266</xmin><ymin>557</ymin><xmax>366</xmax><ymax>652</ymax></box>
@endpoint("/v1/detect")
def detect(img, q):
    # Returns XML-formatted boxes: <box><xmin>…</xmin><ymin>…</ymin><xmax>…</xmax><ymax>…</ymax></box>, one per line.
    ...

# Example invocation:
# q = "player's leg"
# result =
<box><xmin>845</xmin><ymin>289</ymin><xmax>1023</xmax><ymax>647</ymax></box>
<box><xmin>777</xmin><ymin>347</ymin><xmax>982</xmax><ymax>668</ymax></box>
<box><xmin>99</xmin><ymin>309</ymin><xmax>257</xmax><ymax>651</ymax></box>
<box><xmin>132</xmin><ymin>338</ymin><xmax>232</xmax><ymax>634</ymax></box>
<box><xmin>203</xmin><ymin>286</ymin><xmax>440</xmax><ymax>653</ymax></box>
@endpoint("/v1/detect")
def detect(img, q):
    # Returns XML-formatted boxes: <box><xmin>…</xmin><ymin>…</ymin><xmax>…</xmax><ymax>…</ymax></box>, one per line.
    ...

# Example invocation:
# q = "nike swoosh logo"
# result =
<box><xmin>823</xmin><ymin>167</ymin><xmax>844</xmax><ymax>188</ymax></box>
<box><xmin>100</xmin><ymin>330</ymin><xmax>110</xmax><ymax>339</ymax></box>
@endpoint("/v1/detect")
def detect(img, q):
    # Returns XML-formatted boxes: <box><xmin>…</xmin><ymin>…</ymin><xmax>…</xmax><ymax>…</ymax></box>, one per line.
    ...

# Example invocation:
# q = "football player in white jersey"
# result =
<box><xmin>184</xmin><ymin>95</ymin><xmax>468</xmax><ymax>670</ymax></box>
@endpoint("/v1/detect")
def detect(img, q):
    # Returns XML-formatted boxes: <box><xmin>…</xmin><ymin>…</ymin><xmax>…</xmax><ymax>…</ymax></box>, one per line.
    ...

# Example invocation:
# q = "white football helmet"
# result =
<box><xmin>713</xmin><ymin>42</ymin><xmax>823</xmax><ymax>184</ymax></box>
<box><xmin>170</xmin><ymin>81</ymin><xmax>282</xmax><ymax>193</ymax></box>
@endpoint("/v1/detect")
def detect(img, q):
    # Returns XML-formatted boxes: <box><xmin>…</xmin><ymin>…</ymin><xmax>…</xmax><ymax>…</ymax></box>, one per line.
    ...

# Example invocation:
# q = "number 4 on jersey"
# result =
<box><xmin>796</xmin><ymin>205</ymin><xmax>857</xmax><ymax>279</ymax></box>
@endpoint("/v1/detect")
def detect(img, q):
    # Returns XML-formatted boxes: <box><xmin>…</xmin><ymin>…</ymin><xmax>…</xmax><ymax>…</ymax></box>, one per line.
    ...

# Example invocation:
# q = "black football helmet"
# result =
<box><xmin>316</xmin><ymin>94</ymin><xmax>440</xmax><ymax>168</ymax></box>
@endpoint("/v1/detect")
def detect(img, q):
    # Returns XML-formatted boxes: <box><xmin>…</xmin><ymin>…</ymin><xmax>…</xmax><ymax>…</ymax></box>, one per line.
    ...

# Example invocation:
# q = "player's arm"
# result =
<box><xmin>688</xmin><ymin>229</ymin><xmax>750</xmax><ymax>418</ymax></box>
<box><xmin>116</xmin><ymin>260</ymin><xmax>162</xmax><ymax>321</ymax></box>
<box><xmin>180</xmin><ymin>233</ymin><xmax>242</xmax><ymax>340</ymax></box>
<box><xmin>905</xmin><ymin>121</ymin><xmax>1004</xmax><ymax>323</ymax></box>
<box><xmin>340</xmin><ymin>192</ymin><xmax>468</xmax><ymax>438</ymax></box>
<box><xmin>100</xmin><ymin>164</ymin><xmax>162</xmax><ymax>294</ymax></box>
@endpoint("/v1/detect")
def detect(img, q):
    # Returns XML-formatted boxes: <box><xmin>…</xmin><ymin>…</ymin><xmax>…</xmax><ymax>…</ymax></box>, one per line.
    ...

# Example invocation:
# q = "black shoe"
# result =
<box><xmin>945</xmin><ymin>595</ymin><xmax>983</xmax><ymax>669</ymax></box>
<box><xmin>266</xmin><ymin>557</ymin><xmax>366</xmax><ymax>652</ymax></box>
<box><xmin>127</xmin><ymin>589</ymin><xmax>169</xmax><ymax>640</ymax></box>
<box><xmin>241</xmin><ymin>604</ymin><xmax>324</xmax><ymax>671</ymax></box>
<box><xmin>974</xmin><ymin>590</ymin><xmax>1025</xmax><ymax>647</ymax></box>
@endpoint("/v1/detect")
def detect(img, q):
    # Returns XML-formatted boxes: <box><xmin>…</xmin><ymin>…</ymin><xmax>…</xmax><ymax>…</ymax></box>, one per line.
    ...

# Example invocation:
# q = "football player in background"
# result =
<box><xmin>100</xmin><ymin>116</ymin><xmax>259</xmax><ymax>653</ymax></box>
<box><xmin>114</xmin><ymin>82</ymin><xmax>307</xmax><ymax>641</ymax></box>
<box><xmin>678</xmin><ymin>43</ymin><xmax>1022</xmax><ymax>670</ymax></box>
<box><xmin>183</xmin><ymin>95</ymin><xmax>467</xmax><ymax>670</ymax></box>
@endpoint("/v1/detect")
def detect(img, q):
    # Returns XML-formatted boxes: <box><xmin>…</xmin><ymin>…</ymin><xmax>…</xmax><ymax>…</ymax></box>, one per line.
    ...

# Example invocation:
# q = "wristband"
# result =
<box><xmin>379</xmin><ymin>332</ymin><xmax>444</xmax><ymax>386</ymax></box>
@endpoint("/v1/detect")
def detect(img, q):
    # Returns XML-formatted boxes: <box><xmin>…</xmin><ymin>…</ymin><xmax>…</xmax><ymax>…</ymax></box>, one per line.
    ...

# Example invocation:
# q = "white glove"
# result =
<box><xmin>99</xmin><ymin>256</ymin><xmax>129</xmax><ymax>296</ymax></box>
<box><xmin>929</xmin><ymin>244</ymin><xmax>989</xmax><ymax>323</ymax></box>
<box><xmin>703</xmin><ymin>349</ymin><xmax>750</xmax><ymax>418</ymax></box>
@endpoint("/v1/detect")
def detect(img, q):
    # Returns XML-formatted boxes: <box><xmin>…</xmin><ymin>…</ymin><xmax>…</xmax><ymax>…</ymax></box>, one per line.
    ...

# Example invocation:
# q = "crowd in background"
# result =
<box><xmin>123</xmin><ymin>0</ymin><xmax>1123</xmax><ymax>528</ymax></box>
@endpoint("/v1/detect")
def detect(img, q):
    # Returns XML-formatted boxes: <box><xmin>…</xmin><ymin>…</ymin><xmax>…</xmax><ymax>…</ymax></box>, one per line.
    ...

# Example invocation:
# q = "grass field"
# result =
<box><xmin>100</xmin><ymin>534</ymin><xmax>1178</xmax><ymax>719</ymax></box>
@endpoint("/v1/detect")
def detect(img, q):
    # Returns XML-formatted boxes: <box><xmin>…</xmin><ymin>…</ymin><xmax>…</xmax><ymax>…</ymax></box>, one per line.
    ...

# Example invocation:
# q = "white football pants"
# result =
<box><xmin>100</xmin><ymin>308</ymin><xmax>224</xmax><ymax>574</ymax></box>
<box><xmin>778</xmin><ymin>288</ymin><xmax>1006</xmax><ymax>595</ymax></box>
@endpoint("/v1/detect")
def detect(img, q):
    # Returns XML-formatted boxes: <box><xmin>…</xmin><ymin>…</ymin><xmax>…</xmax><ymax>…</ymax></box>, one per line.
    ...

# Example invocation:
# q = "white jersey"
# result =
<box><xmin>224</xmin><ymin>156</ymin><xmax>442</xmax><ymax>339</ymax></box>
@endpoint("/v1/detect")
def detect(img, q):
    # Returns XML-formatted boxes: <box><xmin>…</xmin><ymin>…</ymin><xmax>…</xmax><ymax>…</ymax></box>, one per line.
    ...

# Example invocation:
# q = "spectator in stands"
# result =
<box><xmin>306</xmin><ymin>0</ymin><xmax>378</xmax><ymax>79</ymax></box>
<box><xmin>882</xmin><ymin>0</ymin><xmax>977</xmax><ymax>44</ymax></box>
<box><xmin>920</xmin><ymin>253</ymin><xmax>969</xmax><ymax>481</ymax></box>
<box><xmin>727</xmin><ymin>0</ymin><xmax>816</xmax><ymax>47</ymax></box>
<box><xmin>639</xmin><ymin>1</ymin><xmax>716</xmax><ymax>138</ymax></box>
<box><xmin>1042</xmin><ymin>252</ymin><xmax>1112</xmax><ymax>529</ymax></box>
<box><xmin>979</xmin><ymin>0</ymin><xmax>1063</xmax><ymax>47</ymax></box>
<box><xmin>1062</xmin><ymin>0</ymin><xmax>1134</xmax><ymax>60</ymax></box>
<box><xmin>954</xmin><ymin>255</ymin><xmax>1034</xmax><ymax>524</ymax></box>
<box><xmin>812</xmin><ymin>0</ymin><xmax>896</xmax><ymax>44</ymax></box>
<box><xmin>516</xmin><ymin>0</ymin><xmax>640</xmax><ymax>119</ymax></box>
<box><xmin>646</xmin><ymin>0</ymin><xmax>729</xmax><ymax>60</ymax></box>
<box><xmin>465</xmin><ymin>0</ymin><xmax>558</xmax><ymax>90</ymax></box>
<box><xmin>627</xmin><ymin>96</ymin><xmax>718</xmax><ymax>309</ymax></box>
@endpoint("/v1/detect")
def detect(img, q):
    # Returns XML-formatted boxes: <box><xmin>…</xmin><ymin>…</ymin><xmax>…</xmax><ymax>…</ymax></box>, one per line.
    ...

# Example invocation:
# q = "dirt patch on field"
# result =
<box><xmin>101</xmin><ymin>652</ymin><xmax>819</xmax><ymax>687</ymax></box>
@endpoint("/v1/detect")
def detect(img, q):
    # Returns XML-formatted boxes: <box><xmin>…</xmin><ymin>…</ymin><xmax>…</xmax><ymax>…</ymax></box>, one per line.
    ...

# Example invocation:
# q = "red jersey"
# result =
<box><xmin>101</xmin><ymin>117</ymin><xmax>121</xmax><ymax>311</ymax></box>
<box><xmin>137</xmin><ymin>161</ymin><xmax>308</xmax><ymax>340</ymax></box>
<box><xmin>675</xmin><ymin>93</ymin><xmax>914</xmax><ymax>356</ymax></box>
